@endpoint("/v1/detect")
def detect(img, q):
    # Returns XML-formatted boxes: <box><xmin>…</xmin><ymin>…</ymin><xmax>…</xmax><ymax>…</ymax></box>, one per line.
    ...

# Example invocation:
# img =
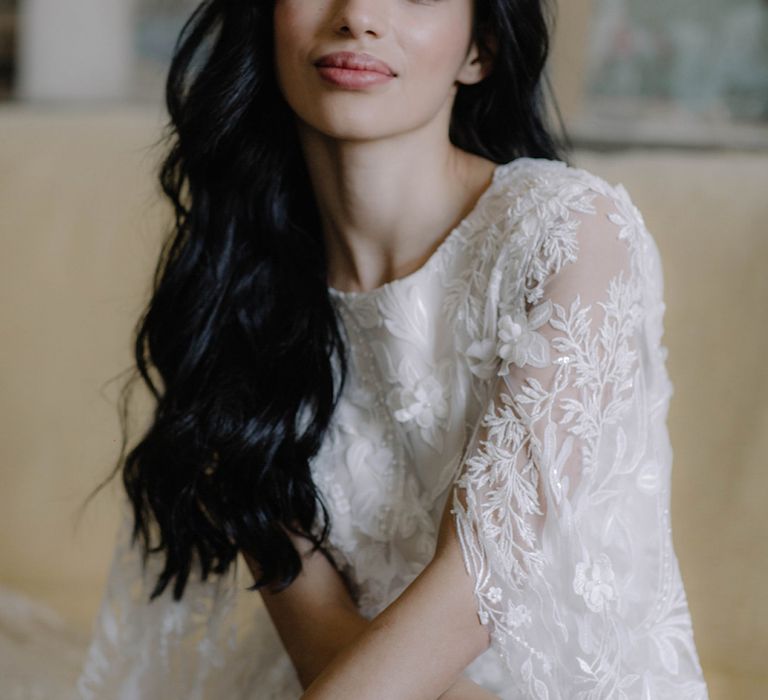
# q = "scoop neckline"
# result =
<box><xmin>326</xmin><ymin>158</ymin><xmax>526</xmax><ymax>301</ymax></box>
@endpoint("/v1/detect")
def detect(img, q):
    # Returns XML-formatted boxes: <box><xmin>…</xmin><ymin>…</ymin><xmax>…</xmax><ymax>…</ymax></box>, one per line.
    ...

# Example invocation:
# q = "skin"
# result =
<box><xmin>247</xmin><ymin>518</ymin><xmax>497</xmax><ymax>699</ymax></box>
<box><xmin>255</xmin><ymin>0</ymin><xmax>502</xmax><ymax>697</ymax></box>
<box><xmin>273</xmin><ymin>0</ymin><xmax>499</xmax><ymax>294</ymax></box>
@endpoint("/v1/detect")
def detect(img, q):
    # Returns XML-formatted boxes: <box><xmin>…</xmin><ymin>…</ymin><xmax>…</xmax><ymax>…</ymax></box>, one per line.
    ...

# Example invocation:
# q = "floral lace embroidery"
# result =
<box><xmin>450</xmin><ymin>163</ymin><xmax>707</xmax><ymax>699</ymax></box>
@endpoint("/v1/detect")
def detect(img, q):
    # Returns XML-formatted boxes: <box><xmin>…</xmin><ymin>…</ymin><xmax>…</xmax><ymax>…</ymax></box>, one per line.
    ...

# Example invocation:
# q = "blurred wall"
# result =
<box><xmin>549</xmin><ymin>0</ymin><xmax>594</xmax><ymax>123</ymax></box>
<box><xmin>0</xmin><ymin>105</ymin><xmax>166</xmax><ymax>631</ymax></box>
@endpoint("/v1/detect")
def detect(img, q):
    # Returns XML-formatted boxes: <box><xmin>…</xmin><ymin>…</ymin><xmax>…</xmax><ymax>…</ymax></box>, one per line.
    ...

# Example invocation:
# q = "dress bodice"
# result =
<box><xmin>311</xmin><ymin>158</ymin><xmax>536</xmax><ymax>618</ymax></box>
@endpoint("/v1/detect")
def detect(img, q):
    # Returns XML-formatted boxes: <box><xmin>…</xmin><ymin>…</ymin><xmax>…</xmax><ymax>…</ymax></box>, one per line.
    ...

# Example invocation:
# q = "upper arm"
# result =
<box><xmin>243</xmin><ymin>528</ymin><xmax>362</xmax><ymax>688</ymax></box>
<box><xmin>446</xmin><ymin>182</ymin><xmax>641</xmax><ymax>554</ymax></box>
<box><xmin>244</xmin><ymin>529</ymin><xmax>356</xmax><ymax>615</ymax></box>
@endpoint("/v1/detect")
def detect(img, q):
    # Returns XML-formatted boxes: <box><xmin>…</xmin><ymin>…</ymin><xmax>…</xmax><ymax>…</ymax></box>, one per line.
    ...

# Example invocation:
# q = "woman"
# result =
<box><xmin>75</xmin><ymin>0</ymin><xmax>709</xmax><ymax>698</ymax></box>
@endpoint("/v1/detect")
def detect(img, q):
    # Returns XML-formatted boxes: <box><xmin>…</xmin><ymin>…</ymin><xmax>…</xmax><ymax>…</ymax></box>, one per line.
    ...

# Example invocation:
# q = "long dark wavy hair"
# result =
<box><xmin>81</xmin><ymin>0</ymin><xmax>572</xmax><ymax>603</ymax></box>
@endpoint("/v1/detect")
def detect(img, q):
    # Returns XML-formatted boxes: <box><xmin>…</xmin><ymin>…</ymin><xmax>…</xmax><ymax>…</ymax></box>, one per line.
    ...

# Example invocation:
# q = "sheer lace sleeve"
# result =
<box><xmin>451</xmin><ymin>175</ymin><xmax>708</xmax><ymax>699</ymax></box>
<box><xmin>74</xmin><ymin>494</ymin><xmax>302</xmax><ymax>699</ymax></box>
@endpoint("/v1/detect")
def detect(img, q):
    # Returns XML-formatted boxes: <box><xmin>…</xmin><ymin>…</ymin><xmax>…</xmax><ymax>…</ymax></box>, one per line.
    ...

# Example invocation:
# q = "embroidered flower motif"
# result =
<box><xmin>465</xmin><ymin>300</ymin><xmax>553</xmax><ymax>379</ymax></box>
<box><xmin>488</xmin><ymin>586</ymin><xmax>503</xmax><ymax>604</ymax></box>
<box><xmin>573</xmin><ymin>553</ymin><xmax>617</xmax><ymax>613</ymax></box>
<box><xmin>386</xmin><ymin>357</ymin><xmax>451</xmax><ymax>450</ymax></box>
<box><xmin>504</xmin><ymin>601</ymin><xmax>532</xmax><ymax>629</ymax></box>
<box><xmin>390</xmin><ymin>373</ymin><xmax>447</xmax><ymax>427</ymax></box>
<box><xmin>497</xmin><ymin>299</ymin><xmax>553</xmax><ymax>374</ymax></box>
<box><xmin>465</xmin><ymin>337</ymin><xmax>498</xmax><ymax>380</ymax></box>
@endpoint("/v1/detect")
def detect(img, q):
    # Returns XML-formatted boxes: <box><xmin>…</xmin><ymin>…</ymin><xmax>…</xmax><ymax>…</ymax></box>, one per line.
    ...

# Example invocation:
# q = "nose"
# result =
<box><xmin>330</xmin><ymin>0</ymin><xmax>387</xmax><ymax>38</ymax></box>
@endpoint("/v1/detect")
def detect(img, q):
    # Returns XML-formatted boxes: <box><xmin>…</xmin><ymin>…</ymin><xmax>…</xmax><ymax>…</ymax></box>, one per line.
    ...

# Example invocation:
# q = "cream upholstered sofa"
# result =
<box><xmin>1</xmin><ymin>104</ymin><xmax>766</xmax><ymax>698</ymax></box>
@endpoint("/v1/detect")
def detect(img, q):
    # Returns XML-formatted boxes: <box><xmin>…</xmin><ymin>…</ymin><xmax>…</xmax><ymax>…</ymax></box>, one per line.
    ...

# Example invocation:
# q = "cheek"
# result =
<box><xmin>273</xmin><ymin>1</ymin><xmax>315</xmax><ymax>68</ymax></box>
<box><xmin>401</xmin><ymin>20</ymin><xmax>471</xmax><ymax>86</ymax></box>
<box><xmin>273</xmin><ymin>3</ymin><xmax>298</xmax><ymax>56</ymax></box>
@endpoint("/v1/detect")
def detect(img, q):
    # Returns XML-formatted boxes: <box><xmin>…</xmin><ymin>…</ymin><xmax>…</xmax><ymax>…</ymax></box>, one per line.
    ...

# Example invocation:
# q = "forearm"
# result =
<box><xmin>304</xmin><ymin>604</ymin><xmax>498</xmax><ymax>699</ymax></box>
<box><xmin>247</xmin><ymin>536</ymin><xmax>495</xmax><ymax>698</ymax></box>
<box><xmin>298</xmin><ymin>491</ymin><xmax>493</xmax><ymax>700</ymax></box>
<box><xmin>293</xmin><ymin>598</ymin><xmax>368</xmax><ymax>689</ymax></box>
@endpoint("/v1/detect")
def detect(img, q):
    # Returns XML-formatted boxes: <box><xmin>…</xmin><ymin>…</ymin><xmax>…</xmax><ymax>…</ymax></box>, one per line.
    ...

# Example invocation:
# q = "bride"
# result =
<box><xmin>75</xmin><ymin>0</ymin><xmax>709</xmax><ymax>698</ymax></box>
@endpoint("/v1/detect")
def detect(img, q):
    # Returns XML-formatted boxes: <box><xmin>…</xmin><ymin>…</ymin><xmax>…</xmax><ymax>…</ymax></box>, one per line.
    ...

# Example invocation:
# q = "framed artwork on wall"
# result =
<box><xmin>570</xmin><ymin>0</ymin><xmax>768</xmax><ymax>150</ymax></box>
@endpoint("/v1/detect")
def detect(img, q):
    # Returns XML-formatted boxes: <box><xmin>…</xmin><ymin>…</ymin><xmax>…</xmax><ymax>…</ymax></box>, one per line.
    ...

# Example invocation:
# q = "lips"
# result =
<box><xmin>314</xmin><ymin>51</ymin><xmax>396</xmax><ymax>77</ymax></box>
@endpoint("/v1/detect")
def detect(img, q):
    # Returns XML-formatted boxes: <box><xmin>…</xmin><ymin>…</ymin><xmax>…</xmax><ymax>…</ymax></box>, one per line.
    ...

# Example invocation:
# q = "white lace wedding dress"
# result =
<box><xmin>73</xmin><ymin>157</ymin><xmax>709</xmax><ymax>699</ymax></box>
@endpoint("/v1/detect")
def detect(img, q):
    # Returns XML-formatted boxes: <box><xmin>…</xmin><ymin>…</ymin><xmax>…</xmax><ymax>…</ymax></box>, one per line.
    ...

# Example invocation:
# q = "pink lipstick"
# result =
<box><xmin>314</xmin><ymin>51</ymin><xmax>396</xmax><ymax>89</ymax></box>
